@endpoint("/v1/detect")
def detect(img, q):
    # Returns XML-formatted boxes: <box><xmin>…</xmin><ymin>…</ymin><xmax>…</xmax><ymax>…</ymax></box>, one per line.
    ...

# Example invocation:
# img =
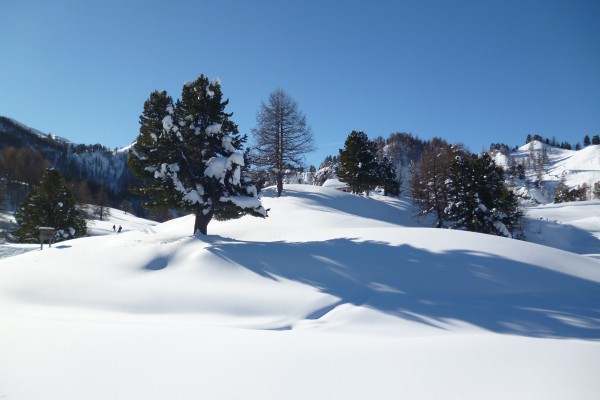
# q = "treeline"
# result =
<box><xmin>0</xmin><ymin>146</ymin><xmax>135</xmax><ymax>219</ymax></box>
<box><xmin>525</xmin><ymin>133</ymin><xmax>600</xmax><ymax>151</ymax></box>
<box><xmin>310</xmin><ymin>131</ymin><xmax>522</xmax><ymax>238</ymax></box>
<box><xmin>410</xmin><ymin>138</ymin><xmax>522</xmax><ymax>237</ymax></box>
<box><xmin>0</xmin><ymin>116</ymin><xmax>141</xmax><ymax>216</ymax></box>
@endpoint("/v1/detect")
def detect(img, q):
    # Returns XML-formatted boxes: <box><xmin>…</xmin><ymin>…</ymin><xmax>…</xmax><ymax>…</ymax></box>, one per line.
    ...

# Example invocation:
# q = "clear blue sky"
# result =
<box><xmin>2</xmin><ymin>0</ymin><xmax>599</xmax><ymax>167</ymax></box>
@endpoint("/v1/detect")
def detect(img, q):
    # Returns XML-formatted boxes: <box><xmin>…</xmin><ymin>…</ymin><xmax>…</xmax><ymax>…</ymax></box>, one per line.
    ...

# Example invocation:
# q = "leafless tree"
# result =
<box><xmin>252</xmin><ymin>89</ymin><xmax>316</xmax><ymax>196</ymax></box>
<box><xmin>411</xmin><ymin>138</ymin><xmax>461</xmax><ymax>227</ymax></box>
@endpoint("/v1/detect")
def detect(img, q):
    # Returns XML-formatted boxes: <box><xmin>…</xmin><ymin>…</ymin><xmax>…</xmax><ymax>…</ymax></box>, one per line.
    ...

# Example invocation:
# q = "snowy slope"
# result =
<box><xmin>1</xmin><ymin>185</ymin><xmax>599</xmax><ymax>399</ymax></box>
<box><xmin>503</xmin><ymin>141</ymin><xmax>600</xmax><ymax>204</ymax></box>
<box><xmin>550</xmin><ymin>145</ymin><xmax>600</xmax><ymax>187</ymax></box>
<box><xmin>524</xmin><ymin>200</ymin><xmax>600</xmax><ymax>258</ymax></box>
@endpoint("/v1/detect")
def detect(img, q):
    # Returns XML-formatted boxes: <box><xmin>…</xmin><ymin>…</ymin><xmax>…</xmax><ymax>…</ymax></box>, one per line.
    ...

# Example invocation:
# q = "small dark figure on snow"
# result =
<box><xmin>118</xmin><ymin>225</ymin><xmax>122</xmax><ymax>233</ymax></box>
<box><xmin>113</xmin><ymin>225</ymin><xmax>116</xmax><ymax>232</ymax></box>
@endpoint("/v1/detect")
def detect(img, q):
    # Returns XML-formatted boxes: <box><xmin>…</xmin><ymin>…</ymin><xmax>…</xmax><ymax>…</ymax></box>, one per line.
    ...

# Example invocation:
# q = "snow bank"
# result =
<box><xmin>1</xmin><ymin>184</ymin><xmax>599</xmax><ymax>399</ymax></box>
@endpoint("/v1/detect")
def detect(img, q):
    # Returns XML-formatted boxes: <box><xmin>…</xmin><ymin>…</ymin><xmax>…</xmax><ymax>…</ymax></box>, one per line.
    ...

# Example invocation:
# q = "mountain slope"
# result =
<box><xmin>1</xmin><ymin>185</ymin><xmax>599</xmax><ymax>399</ymax></box>
<box><xmin>497</xmin><ymin>141</ymin><xmax>600</xmax><ymax>204</ymax></box>
<box><xmin>0</xmin><ymin>116</ymin><xmax>133</xmax><ymax>194</ymax></box>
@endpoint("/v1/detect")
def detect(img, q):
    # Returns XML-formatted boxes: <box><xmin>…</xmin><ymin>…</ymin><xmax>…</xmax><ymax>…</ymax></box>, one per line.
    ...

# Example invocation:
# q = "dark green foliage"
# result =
<box><xmin>337</xmin><ymin>131</ymin><xmax>380</xmax><ymax>194</ymax></box>
<box><xmin>337</xmin><ymin>131</ymin><xmax>401</xmax><ymax>196</ymax></box>
<box><xmin>377</xmin><ymin>157</ymin><xmax>401</xmax><ymax>196</ymax></box>
<box><xmin>14</xmin><ymin>168</ymin><xmax>87</xmax><ymax>243</ymax></box>
<box><xmin>128</xmin><ymin>74</ymin><xmax>266</xmax><ymax>235</ymax></box>
<box><xmin>508</xmin><ymin>162</ymin><xmax>526</xmax><ymax>180</ymax></box>
<box><xmin>445</xmin><ymin>153</ymin><xmax>523</xmax><ymax>237</ymax></box>
<box><xmin>592</xmin><ymin>135</ymin><xmax>600</xmax><ymax>145</ymax></box>
<box><xmin>583</xmin><ymin>135</ymin><xmax>591</xmax><ymax>147</ymax></box>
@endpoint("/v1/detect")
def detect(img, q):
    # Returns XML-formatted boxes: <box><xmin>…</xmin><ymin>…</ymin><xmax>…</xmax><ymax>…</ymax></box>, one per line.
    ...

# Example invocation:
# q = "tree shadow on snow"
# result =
<box><xmin>207</xmin><ymin>237</ymin><xmax>600</xmax><ymax>339</ymax></box>
<box><xmin>263</xmin><ymin>186</ymin><xmax>416</xmax><ymax>226</ymax></box>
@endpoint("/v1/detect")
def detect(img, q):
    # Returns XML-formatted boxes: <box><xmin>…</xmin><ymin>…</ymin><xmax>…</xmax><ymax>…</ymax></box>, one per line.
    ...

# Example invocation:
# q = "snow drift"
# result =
<box><xmin>1</xmin><ymin>185</ymin><xmax>599</xmax><ymax>399</ymax></box>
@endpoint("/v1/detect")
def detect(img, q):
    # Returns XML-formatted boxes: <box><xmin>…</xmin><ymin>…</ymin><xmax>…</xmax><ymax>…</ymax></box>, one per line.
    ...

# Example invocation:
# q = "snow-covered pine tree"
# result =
<box><xmin>377</xmin><ymin>157</ymin><xmax>401</xmax><ymax>196</ymax></box>
<box><xmin>337</xmin><ymin>131</ymin><xmax>380</xmax><ymax>194</ymax></box>
<box><xmin>445</xmin><ymin>153</ymin><xmax>522</xmax><ymax>238</ymax></box>
<box><xmin>14</xmin><ymin>168</ymin><xmax>87</xmax><ymax>243</ymax></box>
<box><xmin>445</xmin><ymin>153</ymin><xmax>478</xmax><ymax>231</ymax></box>
<box><xmin>128</xmin><ymin>74</ymin><xmax>267</xmax><ymax>235</ymax></box>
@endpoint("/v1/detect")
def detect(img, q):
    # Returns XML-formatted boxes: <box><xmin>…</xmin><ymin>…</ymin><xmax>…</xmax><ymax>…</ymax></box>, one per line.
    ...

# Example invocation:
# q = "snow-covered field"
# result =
<box><xmin>524</xmin><ymin>200</ymin><xmax>600</xmax><ymax>258</ymax></box>
<box><xmin>1</xmin><ymin>185</ymin><xmax>599</xmax><ymax>399</ymax></box>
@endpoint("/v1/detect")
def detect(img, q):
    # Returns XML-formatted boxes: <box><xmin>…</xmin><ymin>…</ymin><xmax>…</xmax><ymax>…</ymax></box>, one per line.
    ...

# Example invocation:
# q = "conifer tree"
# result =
<box><xmin>445</xmin><ymin>153</ymin><xmax>522</xmax><ymax>237</ymax></box>
<box><xmin>445</xmin><ymin>154</ymin><xmax>478</xmax><ymax>230</ymax></box>
<box><xmin>411</xmin><ymin>138</ymin><xmax>457</xmax><ymax>227</ymax></box>
<box><xmin>252</xmin><ymin>89</ymin><xmax>316</xmax><ymax>197</ymax></box>
<box><xmin>377</xmin><ymin>157</ymin><xmax>401</xmax><ymax>196</ymax></box>
<box><xmin>583</xmin><ymin>135</ymin><xmax>591</xmax><ymax>147</ymax></box>
<box><xmin>14</xmin><ymin>168</ymin><xmax>87</xmax><ymax>243</ymax></box>
<box><xmin>337</xmin><ymin>131</ymin><xmax>380</xmax><ymax>194</ymax></box>
<box><xmin>128</xmin><ymin>74</ymin><xmax>267</xmax><ymax>235</ymax></box>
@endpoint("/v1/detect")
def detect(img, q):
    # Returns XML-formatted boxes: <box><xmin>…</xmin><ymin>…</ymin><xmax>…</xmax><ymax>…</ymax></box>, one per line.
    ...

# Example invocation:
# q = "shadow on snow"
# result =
<box><xmin>207</xmin><ymin>236</ymin><xmax>600</xmax><ymax>339</ymax></box>
<box><xmin>264</xmin><ymin>186</ymin><xmax>416</xmax><ymax>226</ymax></box>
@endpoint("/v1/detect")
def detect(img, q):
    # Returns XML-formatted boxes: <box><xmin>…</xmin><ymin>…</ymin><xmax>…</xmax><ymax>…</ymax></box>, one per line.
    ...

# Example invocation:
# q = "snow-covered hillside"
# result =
<box><xmin>495</xmin><ymin>141</ymin><xmax>600</xmax><ymax>204</ymax></box>
<box><xmin>1</xmin><ymin>185</ymin><xmax>599</xmax><ymax>399</ymax></box>
<box><xmin>524</xmin><ymin>200</ymin><xmax>600</xmax><ymax>258</ymax></box>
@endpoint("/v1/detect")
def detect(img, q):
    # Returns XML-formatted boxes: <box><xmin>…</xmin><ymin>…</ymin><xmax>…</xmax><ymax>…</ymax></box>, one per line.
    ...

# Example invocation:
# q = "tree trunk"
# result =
<box><xmin>194</xmin><ymin>209</ymin><xmax>213</xmax><ymax>235</ymax></box>
<box><xmin>276</xmin><ymin>171</ymin><xmax>283</xmax><ymax>197</ymax></box>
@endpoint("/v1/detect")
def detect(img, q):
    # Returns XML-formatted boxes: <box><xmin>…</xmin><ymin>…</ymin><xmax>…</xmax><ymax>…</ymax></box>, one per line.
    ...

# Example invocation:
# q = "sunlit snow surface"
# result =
<box><xmin>1</xmin><ymin>185</ymin><xmax>599</xmax><ymax>399</ymax></box>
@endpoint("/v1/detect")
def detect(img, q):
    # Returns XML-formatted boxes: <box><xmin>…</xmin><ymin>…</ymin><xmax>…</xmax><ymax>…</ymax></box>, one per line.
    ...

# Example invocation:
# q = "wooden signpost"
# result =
<box><xmin>39</xmin><ymin>227</ymin><xmax>55</xmax><ymax>249</ymax></box>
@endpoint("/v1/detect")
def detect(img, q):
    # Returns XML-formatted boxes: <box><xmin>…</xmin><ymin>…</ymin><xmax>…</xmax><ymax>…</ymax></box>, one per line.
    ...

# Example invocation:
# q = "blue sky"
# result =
<box><xmin>1</xmin><ymin>0</ymin><xmax>599</xmax><ymax>167</ymax></box>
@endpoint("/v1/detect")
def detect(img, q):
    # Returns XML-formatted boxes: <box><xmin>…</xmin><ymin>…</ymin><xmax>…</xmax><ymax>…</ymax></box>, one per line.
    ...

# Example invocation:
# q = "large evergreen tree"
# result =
<box><xmin>14</xmin><ymin>168</ymin><xmax>87</xmax><ymax>243</ymax></box>
<box><xmin>252</xmin><ymin>89</ymin><xmax>316</xmax><ymax>197</ymax></box>
<box><xmin>445</xmin><ymin>153</ymin><xmax>522</xmax><ymax>237</ymax></box>
<box><xmin>377</xmin><ymin>157</ymin><xmax>401</xmax><ymax>196</ymax></box>
<box><xmin>337</xmin><ymin>131</ymin><xmax>380</xmax><ymax>194</ymax></box>
<box><xmin>128</xmin><ymin>74</ymin><xmax>267</xmax><ymax>235</ymax></box>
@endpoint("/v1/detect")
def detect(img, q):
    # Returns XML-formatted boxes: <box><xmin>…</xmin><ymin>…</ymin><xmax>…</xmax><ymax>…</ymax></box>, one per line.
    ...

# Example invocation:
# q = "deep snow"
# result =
<box><xmin>505</xmin><ymin>142</ymin><xmax>600</xmax><ymax>205</ymax></box>
<box><xmin>1</xmin><ymin>185</ymin><xmax>599</xmax><ymax>399</ymax></box>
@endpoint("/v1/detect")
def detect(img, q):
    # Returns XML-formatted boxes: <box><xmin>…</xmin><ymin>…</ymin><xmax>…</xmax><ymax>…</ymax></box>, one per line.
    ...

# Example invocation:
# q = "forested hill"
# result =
<box><xmin>2</xmin><ymin>115</ymin><xmax>599</xmax><ymax>219</ymax></box>
<box><xmin>0</xmin><ymin>116</ymin><xmax>135</xmax><ymax>210</ymax></box>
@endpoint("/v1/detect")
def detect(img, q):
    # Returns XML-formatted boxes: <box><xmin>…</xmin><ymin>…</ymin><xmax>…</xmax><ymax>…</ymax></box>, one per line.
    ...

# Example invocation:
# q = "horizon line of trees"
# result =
<box><xmin>525</xmin><ymin>133</ymin><xmax>600</xmax><ymax>151</ymax></box>
<box><xmin>5</xmin><ymin>75</ymin><xmax>598</xmax><ymax>242</ymax></box>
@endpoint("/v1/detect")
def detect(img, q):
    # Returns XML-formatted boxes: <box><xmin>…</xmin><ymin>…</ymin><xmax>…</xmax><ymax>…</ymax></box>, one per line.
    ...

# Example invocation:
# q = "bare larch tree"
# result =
<box><xmin>252</xmin><ymin>89</ymin><xmax>316</xmax><ymax>196</ymax></box>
